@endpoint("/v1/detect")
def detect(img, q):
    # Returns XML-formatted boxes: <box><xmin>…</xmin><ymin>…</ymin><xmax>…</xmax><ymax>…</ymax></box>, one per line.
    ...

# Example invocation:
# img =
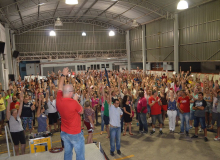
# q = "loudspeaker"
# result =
<box><xmin>9</xmin><ymin>74</ymin><xmax>15</xmax><ymax>81</ymax></box>
<box><xmin>13</xmin><ymin>51</ymin><xmax>19</xmax><ymax>58</ymax></box>
<box><xmin>0</xmin><ymin>41</ymin><xmax>5</xmax><ymax>54</ymax></box>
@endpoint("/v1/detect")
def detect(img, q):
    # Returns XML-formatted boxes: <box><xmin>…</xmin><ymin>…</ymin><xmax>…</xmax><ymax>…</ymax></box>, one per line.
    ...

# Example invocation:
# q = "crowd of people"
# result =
<box><xmin>0</xmin><ymin>66</ymin><xmax>220</xmax><ymax>159</ymax></box>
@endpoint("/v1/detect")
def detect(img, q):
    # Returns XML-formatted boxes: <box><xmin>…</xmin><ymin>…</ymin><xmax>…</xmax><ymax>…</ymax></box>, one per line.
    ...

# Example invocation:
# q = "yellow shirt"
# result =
<box><xmin>0</xmin><ymin>98</ymin><xmax>5</xmax><ymax>111</ymax></box>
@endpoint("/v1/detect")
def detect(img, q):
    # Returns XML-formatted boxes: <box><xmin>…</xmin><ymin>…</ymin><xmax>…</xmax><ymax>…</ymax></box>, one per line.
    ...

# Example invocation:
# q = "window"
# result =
<box><xmin>77</xmin><ymin>65</ymin><xmax>80</xmax><ymax>71</ymax></box>
<box><xmin>101</xmin><ymin>64</ymin><xmax>105</xmax><ymax>68</ymax></box>
<box><xmin>216</xmin><ymin>65</ymin><xmax>220</xmax><ymax>70</ymax></box>
<box><xmin>80</xmin><ymin>65</ymin><xmax>82</xmax><ymax>70</ymax></box>
<box><xmin>83</xmin><ymin>65</ymin><xmax>86</xmax><ymax>70</ymax></box>
<box><xmin>94</xmin><ymin>65</ymin><xmax>96</xmax><ymax>70</ymax></box>
<box><xmin>106</xmin><ymin>64</ymin><xmax>109</xmax><ymax>68</ymax></box>
<box><xmin>91</xmin><ymin>65</ymin><xmax>93</xmax><ymax>70</ymax></box>
<box><xmin>97</xmin><ymin>64</ymin><xmax>100</xmax><ymax>70</ymax></box>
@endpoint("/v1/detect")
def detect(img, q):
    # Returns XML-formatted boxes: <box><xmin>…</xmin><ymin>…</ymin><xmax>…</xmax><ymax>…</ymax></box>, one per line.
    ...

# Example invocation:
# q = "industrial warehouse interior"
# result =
<box><xmin>0</xmin><ymin>0</ymin><xmax>220</xmax><ymax>160</ymax></box>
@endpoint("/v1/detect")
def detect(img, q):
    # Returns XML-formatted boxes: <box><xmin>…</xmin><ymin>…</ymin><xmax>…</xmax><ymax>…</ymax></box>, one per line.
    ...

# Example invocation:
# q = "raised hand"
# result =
<box><xmin>63</xmin><ymin>67</ymin><xmax>69</xmax><ymax>76</ymax></box>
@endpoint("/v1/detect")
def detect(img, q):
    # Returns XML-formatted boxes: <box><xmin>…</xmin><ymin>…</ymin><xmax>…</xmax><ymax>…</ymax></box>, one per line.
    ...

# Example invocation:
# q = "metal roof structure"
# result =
<box><xmin>0</xmin><ymin>0</ymin><xmax>209</xmax><ymax>35</ymax></box>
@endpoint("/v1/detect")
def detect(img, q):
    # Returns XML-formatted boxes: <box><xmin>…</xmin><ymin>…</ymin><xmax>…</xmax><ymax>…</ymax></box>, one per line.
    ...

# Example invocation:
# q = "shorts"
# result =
<box><xmin>151</xmin><ymin>114</ymin><xmax>163</xmax><ymax>125</ymax></box>
<box><xmin>205</xmin><ymin>105</ymin><xmax>212</xmax><ymax>113</ymax></box>
<box><xmin>11</xmin><ymin>131</ymin><xmax>26</xmax><ymax>145</ymax></box>
<box><xmin>48</xmin><ymin>112</ymin><xmax>58</xmax><ymax>125</ymax></box>
<box><xmin>190</xmin><ymin>110</ymin><xmax>195</xmax><ymax>120</ymax></box>
<box><xmin>0</xmin><ymin>110</ymin><xmax>5</xmax><ymax>121</ymax></box>
<box><xmin>21</xmin><ymin>117</ymin><xmax>33</xmax><ymax>130</ymax></box>
<box><xmin>104</xmin><ymin>115</ymin><xmax>109</xmax><ymax>125</ymax></box>
<box><xmin>162</xmin><ymin>105</ymin><xmax>168</xmax><ymax>111</ymax></box>
<box><xmin>84</xmin><ymin>121</ymin><xmax>94</xmax><ymax>133</ymax></box>
<box><xmin>194</xmin><ymin>117</ymin><xmax>206</xmax><ymax>129</ymax></box>
<box><xmin>212</xmin><ymin>112</ymin><xmax>220</xmax><ymax>127</ymax></box>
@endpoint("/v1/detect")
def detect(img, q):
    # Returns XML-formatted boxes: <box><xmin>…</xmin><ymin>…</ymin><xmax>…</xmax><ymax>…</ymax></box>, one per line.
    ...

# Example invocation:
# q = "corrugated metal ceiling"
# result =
<box><xmin>0</xmin><ymin>0</ymin><xmax>210</xmax><ymax>34</ymax></box>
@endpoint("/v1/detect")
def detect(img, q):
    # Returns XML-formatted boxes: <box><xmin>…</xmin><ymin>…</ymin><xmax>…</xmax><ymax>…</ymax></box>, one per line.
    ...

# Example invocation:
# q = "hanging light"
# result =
<box><xmin>49</xmin><ymin>30</ymin><xmax>56</xmax><ymax>36</ymax></box>
<box><xmin>82</xmin><ymin>32</ymin><xmax>86</xmax><ymax>36</ymax></box>
<box><xmin>177</xmin><ymin>0</ymin><xmax>188</xmax><ymax>10</ymax></box>
<box><xmin>65</xmin><ymin>0</ymin><xmax>78</xmax><ymax>5</ymax></box>
<box><xmin>131</xmin><ymin>20</ymin><xmax>139</xmax><ymax>27</ymax></box>
<box><xmin>55</xmin><ymin>17</ymin><xmax>63</xmax><ymax>26</ymax></box>
<box><xmin>109</xmin><ymin>30</ymin><xmax>115</xmax><ymax>36</ymax></box>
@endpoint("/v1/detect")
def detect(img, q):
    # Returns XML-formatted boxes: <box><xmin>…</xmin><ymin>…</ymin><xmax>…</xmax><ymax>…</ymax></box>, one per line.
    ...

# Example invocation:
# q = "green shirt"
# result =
<box><xmin>104</xmin><ymin>100</ymin><xmax>109</xmax><ymax>117</ymax></box>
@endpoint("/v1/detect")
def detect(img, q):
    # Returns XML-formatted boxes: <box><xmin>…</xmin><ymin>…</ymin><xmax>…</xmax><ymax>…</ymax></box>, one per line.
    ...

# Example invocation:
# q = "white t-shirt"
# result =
<box><xmin>109</xmin><ymin>104</ymin><xmax>123</xmax><ymax>127</ymax></box>
<box><xmin>47</xmin><ymin>99</ymin><xmax>57</xmax><ymax>113</ymax></box>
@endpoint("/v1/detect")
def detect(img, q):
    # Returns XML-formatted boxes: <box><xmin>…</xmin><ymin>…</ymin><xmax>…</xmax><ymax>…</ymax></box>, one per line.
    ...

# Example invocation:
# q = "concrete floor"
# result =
<box><xmin>0</xmin><ymin>116</ymin><xmax>220</xmax><ymax>160</ymax></box>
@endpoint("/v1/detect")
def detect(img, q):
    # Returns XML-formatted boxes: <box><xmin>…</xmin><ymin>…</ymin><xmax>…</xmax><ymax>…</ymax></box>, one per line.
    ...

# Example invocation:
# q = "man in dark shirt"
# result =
<box><xmin>191</xmin><ymin>92</ymin><xmax>208</xmax><ymax>142</ymax></box>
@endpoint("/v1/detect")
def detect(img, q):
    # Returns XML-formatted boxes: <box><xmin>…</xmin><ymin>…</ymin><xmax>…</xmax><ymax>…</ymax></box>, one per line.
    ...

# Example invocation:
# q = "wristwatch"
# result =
<box><xmin>61</xmin><ymin>74</ymin><xmax>65</xmax><ymax>77</ymax></box>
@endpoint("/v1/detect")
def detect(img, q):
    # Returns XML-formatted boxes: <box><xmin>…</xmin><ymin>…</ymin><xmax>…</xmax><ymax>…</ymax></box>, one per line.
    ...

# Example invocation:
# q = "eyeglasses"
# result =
<box><xmin>115</xmin><ymin>103</ymin><xmax>119</xmax><ymax>105</ymax></box>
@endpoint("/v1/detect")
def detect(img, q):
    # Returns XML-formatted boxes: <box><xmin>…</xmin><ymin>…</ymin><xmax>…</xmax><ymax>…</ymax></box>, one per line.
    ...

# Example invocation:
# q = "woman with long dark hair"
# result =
<box><xmin>122</xmin><ymin>95</ymin><xmax>133</xmax><ymax>136</ymax></box>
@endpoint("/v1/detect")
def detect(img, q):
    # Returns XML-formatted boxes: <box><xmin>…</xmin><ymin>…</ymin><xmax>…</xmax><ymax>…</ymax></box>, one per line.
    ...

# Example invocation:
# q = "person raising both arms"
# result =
<box><xmin>7</xmin><ymin>90</ymin><xmax>26</xmax><ymax>156</ymax></box>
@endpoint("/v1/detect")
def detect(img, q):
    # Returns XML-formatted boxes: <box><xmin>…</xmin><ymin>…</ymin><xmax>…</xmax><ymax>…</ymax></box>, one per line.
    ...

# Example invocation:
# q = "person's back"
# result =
<box><xmin>37</xmin><ymin>113</ymin><xmax>47</xmax><ymax>132</ymax></box>
<box><xmin>56</xmin><ymin>91</ymin><xmax>82</xmax><ymax>134</ymax></box>
<box><xmin>56</xmin><ymin>67</ymin><xmax>85</xmax><ymax>160</ymax></box>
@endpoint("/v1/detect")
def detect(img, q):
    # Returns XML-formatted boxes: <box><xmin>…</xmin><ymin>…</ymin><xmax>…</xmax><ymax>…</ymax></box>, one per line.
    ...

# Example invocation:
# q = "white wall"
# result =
<box><xmin>26</xmin><ymin>63</ymin><xmax>40</xmax><ymax>75</ymax></box>
<box><xmin>40</xmin><ymin>59</ymin><xmax>114</xmax><ymax>76</ymax></box>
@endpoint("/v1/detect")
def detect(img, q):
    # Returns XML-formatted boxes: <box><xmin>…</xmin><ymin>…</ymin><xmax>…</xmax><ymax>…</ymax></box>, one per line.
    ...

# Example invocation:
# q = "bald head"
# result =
<box><xmin>63</xmin><ymin>84</ymin><xmax>74</xmax><ymax>98</ymax></box>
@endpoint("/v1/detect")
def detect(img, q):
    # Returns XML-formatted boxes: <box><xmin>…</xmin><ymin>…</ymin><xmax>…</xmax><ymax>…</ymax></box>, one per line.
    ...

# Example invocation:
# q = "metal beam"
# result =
<box><xmin>38</xmin><ymin>0</ymin><xmax>40</xmax><ymax>20</ymax></box>
<box><xmin>74</xmin><ymin>0</ymin><xmax>89</xmax><ymax>17</ymax></box>
<box><xmin>0</xmin><ymin>9</ymin><xmax>16</xmax><ymax>29</ymax></box>
<box><xmin>15</xmin><ymin>18</ymin><xmax>125</xmax><ymax>35</ymax></box>
<box><xmin>53</xmin><ymin>0</ymin><xmax>61</xmax><ymax>17</ymax></box>
<box><xmin>76</xmin><ymin>0</ymin><xmax>98</xmax><ymax>20</ymax></box>
<box><xmin>14</xmin><ymin>0</ymin><xmax>24</xmax><ymax>26</ymax></box>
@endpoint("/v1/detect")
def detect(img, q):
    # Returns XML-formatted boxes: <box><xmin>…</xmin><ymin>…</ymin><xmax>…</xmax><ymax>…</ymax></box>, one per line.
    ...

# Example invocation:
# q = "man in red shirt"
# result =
<box><xmin>149</xmin><ymin>90</ymin><xmax>163</xmax><ymax>135</ymax></box>
<box><xmin>177</xmin><ymin>90</ymin><xmax>192</xmax><ymax>136</ymax></box>
<box><xmin>10</xmin><ymin>96</ymin><xmax>20</xmax><ymax>110</ymax></box>
<box><xmin>56</xmin><ymin>67</ymin><xmax>84</xmax><ymax>160</ymax></box>
<box><xmin>137</xmin><ymin>90</ymin><xmax>148</xmax><ymax>134</ymax></box>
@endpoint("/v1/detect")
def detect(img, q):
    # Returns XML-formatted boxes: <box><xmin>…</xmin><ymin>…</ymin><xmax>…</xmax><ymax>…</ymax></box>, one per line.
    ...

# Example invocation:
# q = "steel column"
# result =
<box><xmin>142</xmin><ymin>25</ymin><xmax>146</xmax><ymax>75</ymax></box>
<box><xmin>126</xmin><ymin>30</ymin><xmax>131</xmax><ymax>71</ymax></box>
<box><xmin>174</xmin><ymin>13</ymin><xmax>179</xmax><ymax>73</ymax></box>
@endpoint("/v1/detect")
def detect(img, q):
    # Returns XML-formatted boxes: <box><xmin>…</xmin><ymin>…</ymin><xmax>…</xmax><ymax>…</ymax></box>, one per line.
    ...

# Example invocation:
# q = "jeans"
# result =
<box><xmin>101</xmin><ymin>111</ymin><xmax>104</xmax><ymax>131</ymax></box>
<box><xmin>179</xmin><ymin>112</ymin><xmax>190</xmax><ymax>132</ymax></box>
<box><xmin>190</xmin><ymin>110</ymin><xmax>195</xmax><ymax>121</ymax></box>
<box><xmin>61</xmin><ymin>131</ymin><xmax>85</xmax><ymax>160</ymax></box>
<box><xmin>138</xmin><ymin>113</ymin><xmax>148</xmax><ymax>132</ymax></box>
<box><xmin>110</xmin><ymin>127</ymin><xmax>121</xmax><ymax>152</ymax></box>
<box><xmin>194</xmin><ymin>116</ymin><xmax>206</xmax><ymax>129</ymax></box>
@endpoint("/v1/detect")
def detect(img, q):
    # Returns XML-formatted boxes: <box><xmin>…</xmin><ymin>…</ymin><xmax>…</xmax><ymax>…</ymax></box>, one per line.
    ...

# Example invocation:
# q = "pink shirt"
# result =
<box><xmin>91</xmin><ymin>97</ymin><xmax>99</xmax><ymax>108</ymax></box>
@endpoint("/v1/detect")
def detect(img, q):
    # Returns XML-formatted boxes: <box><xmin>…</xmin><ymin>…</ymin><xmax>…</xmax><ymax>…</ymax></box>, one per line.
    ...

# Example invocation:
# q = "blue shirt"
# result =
<box><xmin>168</xmin><ymin>99</ymin><xmax>177</xmax><ymax>110</ymax></box>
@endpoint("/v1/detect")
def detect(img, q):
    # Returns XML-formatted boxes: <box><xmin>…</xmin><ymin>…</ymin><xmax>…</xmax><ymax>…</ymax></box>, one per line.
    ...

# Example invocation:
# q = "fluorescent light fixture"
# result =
<box><xmin>177</xmin><ymin>0</ymin><xmax>188</xmax><ymax>10</ymax></box>
<box><xmin>82</xmin><ymin>32</ymin><xmax>86</xmax><ymax>36</ymax></box>
<box><xmin>55</xmin><ymin>17</ymin><xmax>63</xmax><ymax>26</ymax></box>
<box><xmin>107</xmin><ymin>58</ymin><xmax>111</xmax><ymax>59</ymax></box>
<box><xmin>65</xmin><ymin>0</ymin><xmax>78</xmax><ymax>5</ymax></box>
<box><xmin>49</xmin><ymin>30</ymin><xmax>56</xmax><ymax>36</ymax></box>
<box><xmin>109</xmin><ymin>30</ymin><xmax>115</xmax><ymax>36</ymax></box>
<box><xmin>39</xmin><ymin>3</ymin><xmax>45</xmax><ymax>5</ymax></box>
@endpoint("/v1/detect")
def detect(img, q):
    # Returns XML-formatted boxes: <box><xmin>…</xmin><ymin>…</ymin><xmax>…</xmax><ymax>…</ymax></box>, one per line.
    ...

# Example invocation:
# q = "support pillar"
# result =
<box><xmin>174</xmin><ymin>13</ymin><xmax>179</xmax><ymax>73</ymax></box>
<box><xmin>5</xmin><ymin>24</ymin><xmax>13</xmax><ymax>75</ymax></box>
<box><xmin>142</xmin><ymin>25</ymin><xmax>146</xmax><ymax>75</ymax></box>
<box><xmin>11</xmin><ymin>32</ymin><xmax>19</xmax><ymax>81</ymax></box>
<box><xmin>126</xmin><ymin>30</ymin><xmax>131</xmax><ymax>71</ymax></box>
